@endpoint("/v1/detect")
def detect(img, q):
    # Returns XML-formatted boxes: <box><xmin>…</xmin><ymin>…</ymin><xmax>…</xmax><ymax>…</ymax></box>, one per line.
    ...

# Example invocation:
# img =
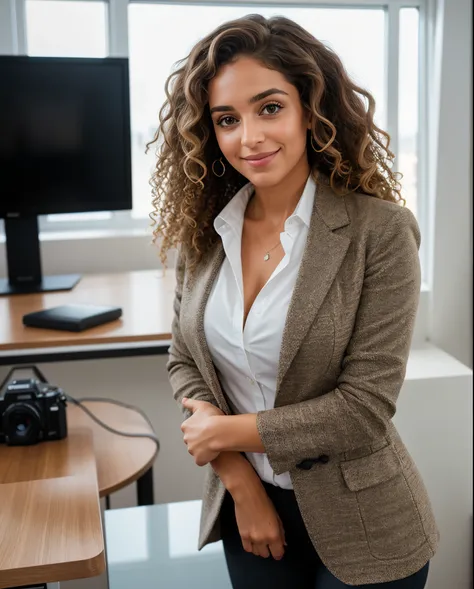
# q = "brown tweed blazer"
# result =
<box><xmin>167</xmin><ymin>179</ymin><xmax>440</xmax><ymax>586</ymax></box>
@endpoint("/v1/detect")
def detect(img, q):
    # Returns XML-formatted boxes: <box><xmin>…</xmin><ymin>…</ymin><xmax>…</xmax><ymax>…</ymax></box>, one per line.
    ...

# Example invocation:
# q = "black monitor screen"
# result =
<box><xmin>0</xmin><ymin>56</ymin><xmax>132</xmax><ymax>217</ymax></box>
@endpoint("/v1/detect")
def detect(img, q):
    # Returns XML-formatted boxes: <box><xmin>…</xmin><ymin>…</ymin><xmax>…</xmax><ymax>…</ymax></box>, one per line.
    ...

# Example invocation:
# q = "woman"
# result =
<box><xmin>148</xmin><ymin>14</ymin><xmax>439</xmax><ymax>589</ymax></box>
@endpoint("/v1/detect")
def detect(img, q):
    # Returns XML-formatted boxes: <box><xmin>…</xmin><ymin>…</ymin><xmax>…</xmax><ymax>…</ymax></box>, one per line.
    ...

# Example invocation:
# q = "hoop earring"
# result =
<box><xmin>310</xmin><ymin>134</ymin><xmax>326</xmax><ymax>154</ymax></box>
<box><xmin>212</xmin><ymin>158</ymin><xmax>226</xmax><ymax>177</ymax></box>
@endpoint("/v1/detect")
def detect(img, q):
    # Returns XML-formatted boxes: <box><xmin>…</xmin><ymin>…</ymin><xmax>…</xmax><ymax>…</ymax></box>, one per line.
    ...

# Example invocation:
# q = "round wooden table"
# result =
<box><xmin>67</xmin><ymin>401</ymin><xmax>158</xmax><ymax>505</ymax></box>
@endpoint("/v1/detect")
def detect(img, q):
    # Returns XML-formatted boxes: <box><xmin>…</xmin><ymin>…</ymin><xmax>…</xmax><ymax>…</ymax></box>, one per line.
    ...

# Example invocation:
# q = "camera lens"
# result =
<box><xmin>2</xmin><ymin>403</ymin><xmax>41</xmax><ymax>445</ymax></box>
<box><xmin>14</xmin><ymin>415</ymin><xmax>31</xmax><ymax>433</ymax></box>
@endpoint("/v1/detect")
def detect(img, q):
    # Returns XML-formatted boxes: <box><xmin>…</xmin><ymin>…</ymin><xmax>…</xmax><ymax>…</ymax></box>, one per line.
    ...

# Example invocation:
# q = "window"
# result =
<box><xmin>25</xmin><ymin>0</ymin><xmax>107</xmax><ymax>58</ymax></box>
<box><xmin>11</xmin><ymin>0</ymin><xmax>423</xmax><ymax>240</ymax></box>
<box><xmin>128</xmin><ymin>4</ymin><xmax>386</xmax><ymax>219</ymax></box>
<box><xmin>398</xmin><ymin>7</ymin><xmax>420</xmax><ymax>217</ymax></box>
<box><xmin>24</xmin><ymin>0</ymin><xmax>112</xmax><ymax>225</ymax></box>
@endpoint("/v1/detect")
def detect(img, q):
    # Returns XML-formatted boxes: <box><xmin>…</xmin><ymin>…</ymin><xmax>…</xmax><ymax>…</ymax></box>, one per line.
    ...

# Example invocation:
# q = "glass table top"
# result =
<box><xmin>104</xmin><ymin>500</ymin><xmax>232</xmax><ymax>589</ymax></box>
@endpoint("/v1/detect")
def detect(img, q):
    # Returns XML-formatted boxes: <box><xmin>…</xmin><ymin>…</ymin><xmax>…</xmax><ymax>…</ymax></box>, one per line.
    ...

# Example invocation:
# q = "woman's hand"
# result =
<box><xmin>233</xmin><ymin>480</ymin><xmax>287</xmax><ymax>560</ymax></box>
<box><xmin>211</xmin><ymin>452</ymin><xmax>286</xmax><ymax>559</ymax></box>
<box><xmin>180</xmin><ymin>398</ymin><xmax>224</xmax><ymax>466</ymax></box>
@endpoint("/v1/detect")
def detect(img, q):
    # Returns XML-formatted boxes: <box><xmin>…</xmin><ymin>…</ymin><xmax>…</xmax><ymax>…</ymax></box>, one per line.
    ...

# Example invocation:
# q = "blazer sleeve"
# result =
<box><xmin>166</xmin><ymin>249</ymin><xmax>218</xmax><ymax>419</ymax></box>
<box><xmin>256</xmin><ymin>206</ymin><xmax>421</xmax><ymax>475</ymax></box>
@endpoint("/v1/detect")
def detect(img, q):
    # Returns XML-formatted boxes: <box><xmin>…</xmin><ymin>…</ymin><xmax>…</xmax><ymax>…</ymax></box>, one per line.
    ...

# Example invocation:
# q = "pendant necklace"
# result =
<box><xmin>263</xmin><ymin>240</ymin><xmax>282</xmax><ymax>262</ymax></box>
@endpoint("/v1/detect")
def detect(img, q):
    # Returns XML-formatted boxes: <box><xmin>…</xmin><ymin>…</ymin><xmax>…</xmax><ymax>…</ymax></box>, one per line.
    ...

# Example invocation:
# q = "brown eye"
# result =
<box><xmin>217</xmin><ymin>116</ymin><xmax>238</xmax><ymax>128</ymax></box>
<box><xmin>261</xmin><ymin>103</ymin><xmax>283</xmax><ymax>116</ymax></box>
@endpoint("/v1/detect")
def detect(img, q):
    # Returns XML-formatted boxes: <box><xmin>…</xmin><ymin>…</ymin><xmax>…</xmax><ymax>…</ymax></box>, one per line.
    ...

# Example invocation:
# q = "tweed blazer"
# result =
<box><xmin>166</xmin><ymin>178</ymin><xmax>439</xmax><ymax>586</ymax></box>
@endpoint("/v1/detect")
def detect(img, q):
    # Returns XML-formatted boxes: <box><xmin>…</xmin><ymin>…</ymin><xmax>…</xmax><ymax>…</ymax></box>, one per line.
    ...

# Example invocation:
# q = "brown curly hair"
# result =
<box><xmin>147</xmin><ymin>14</ymin><xmax>403</xmax><ymax>270</ymax></box>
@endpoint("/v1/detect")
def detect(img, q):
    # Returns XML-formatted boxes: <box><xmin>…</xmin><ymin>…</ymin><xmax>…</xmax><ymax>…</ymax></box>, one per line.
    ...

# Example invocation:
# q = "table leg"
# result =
<box><xmin>136</xmin><ymin>467</ymin><xmax>154</xmax><ymax>506</ymax></box>
<box><xmin>102</xmin><ymin>512</ymin><xmax>111</xmax><ymax>589</ymax></box>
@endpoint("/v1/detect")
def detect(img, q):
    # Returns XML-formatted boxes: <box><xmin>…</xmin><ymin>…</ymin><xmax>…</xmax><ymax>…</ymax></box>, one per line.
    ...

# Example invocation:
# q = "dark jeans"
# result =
<box><xmin>220</xmin><ymin>482</ymin><xmax>430</xmax><ymax>589</ymax></box>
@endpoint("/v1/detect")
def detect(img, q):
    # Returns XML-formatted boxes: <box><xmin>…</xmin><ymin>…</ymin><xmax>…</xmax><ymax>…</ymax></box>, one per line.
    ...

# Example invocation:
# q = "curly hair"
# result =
<box><xmin>147</xmin><ymin>14</ymin><xmax>403</xmax><ymax>270</ymax></box>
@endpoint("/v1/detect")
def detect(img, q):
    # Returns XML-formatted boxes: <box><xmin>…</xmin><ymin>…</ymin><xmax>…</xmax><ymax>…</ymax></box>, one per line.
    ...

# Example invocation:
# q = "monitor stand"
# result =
<box><xmin>0</xmin><ymin>215</ymin><xmax>81</xmax><ymax>296</ymax></box>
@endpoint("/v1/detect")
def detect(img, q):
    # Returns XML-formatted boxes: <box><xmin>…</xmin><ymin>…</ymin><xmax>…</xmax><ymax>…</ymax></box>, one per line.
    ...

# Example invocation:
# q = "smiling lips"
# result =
<box><xmin>243</xmin><ymin>149</ymin><xmax>280</xmax><ymax>167</ymax></box>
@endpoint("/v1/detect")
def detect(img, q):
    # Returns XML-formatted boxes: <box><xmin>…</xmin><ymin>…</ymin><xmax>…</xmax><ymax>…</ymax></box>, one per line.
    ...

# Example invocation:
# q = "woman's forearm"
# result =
<box><xmin>211</xmin><ymin>414</ymin><xmax>265</xmax><ymax>454</ymax></box>
<box><xmin>210</xmin><ymin>451</ymin><xmax>262</xmax><ymax>499</ymax></box>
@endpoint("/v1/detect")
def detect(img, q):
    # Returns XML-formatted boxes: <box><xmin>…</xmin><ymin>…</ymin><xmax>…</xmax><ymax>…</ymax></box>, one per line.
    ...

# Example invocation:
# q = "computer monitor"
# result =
<box><xmin>0</xmin><ymin>55</ymin><xmax>132</xmax><ymax>295</ymax></box>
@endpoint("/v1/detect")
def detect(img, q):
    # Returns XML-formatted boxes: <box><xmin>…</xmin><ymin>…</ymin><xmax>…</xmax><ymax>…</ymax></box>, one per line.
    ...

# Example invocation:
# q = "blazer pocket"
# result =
<box><xmin>340</xmin><ymin>445</ymin><xmax>427</xmax><ymax>560</ymax></box>
<box><xmin>340</xmin><ymin>444</ymin><xmax>400</xmax><ymax>491</ymax></box>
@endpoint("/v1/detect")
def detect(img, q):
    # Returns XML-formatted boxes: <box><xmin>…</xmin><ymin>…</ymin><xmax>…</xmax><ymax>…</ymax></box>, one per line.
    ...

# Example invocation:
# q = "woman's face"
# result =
<box><xmin>208</xmin><ymin>56</ymin><xmax>310</xmax><ymax>188</ymax></box>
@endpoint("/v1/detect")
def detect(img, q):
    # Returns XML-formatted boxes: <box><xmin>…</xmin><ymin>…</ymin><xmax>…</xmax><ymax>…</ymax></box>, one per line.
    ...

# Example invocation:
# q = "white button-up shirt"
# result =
<box><xmin>204</xmin><ymin>174</ymin><xmax>316</xmax><ymax>489</ymax></box>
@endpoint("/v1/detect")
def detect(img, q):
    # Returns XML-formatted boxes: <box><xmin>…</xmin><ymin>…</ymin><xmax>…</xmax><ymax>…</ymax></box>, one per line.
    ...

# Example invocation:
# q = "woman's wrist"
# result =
<box><xmin>209</xmin><ymin>414</ymin><xmax>265</xmax><ymax>454</ymax></box>
<box><xmin>208</xmin><ymin>415</ymin><xmax>227</xmax><ymax>452</ymax></box>
<box><xmin>230</xmin><ymin>470</ymin><xmax>266</xmax><ymax>503</ymax></box>
<box><xmin>210</xmin><ymin>452</ymin><xmax>261</xmax><ymax>498</ymax></box>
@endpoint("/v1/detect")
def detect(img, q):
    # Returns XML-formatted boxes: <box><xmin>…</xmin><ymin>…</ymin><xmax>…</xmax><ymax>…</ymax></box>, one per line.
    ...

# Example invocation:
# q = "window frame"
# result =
<box><xmin>6</xmin><ymin>0</ymin><xmax>429</xmax><ymax>280</ymax></box>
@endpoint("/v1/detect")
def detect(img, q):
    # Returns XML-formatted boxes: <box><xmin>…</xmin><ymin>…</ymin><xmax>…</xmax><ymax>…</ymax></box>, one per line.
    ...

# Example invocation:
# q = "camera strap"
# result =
<box><xmin>0</xmin><ymin>364</ymin><xmax>49</xmax><ymax>391</ymax></box>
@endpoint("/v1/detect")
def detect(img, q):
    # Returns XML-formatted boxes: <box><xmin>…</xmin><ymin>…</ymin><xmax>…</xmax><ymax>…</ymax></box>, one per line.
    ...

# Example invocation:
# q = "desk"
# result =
<box><xmin>0</xmin><ymin>270</ymin><xmax>167</xmax><ymax>508</ymax></box>
<box><xmin>0</xmin><ymin>271</ymin><xmax>166</xmax><ymax>587</ymax></box>
<box><xmin>104</xmin><ymin>501</ymin><xmax>232</xmax><ymax>589</ymax></box>
<box><xmin>68</xmin><ymin>401</ymin><xmax>158</xmax><ymax>505</ymax></box>
<box><xmin>0</xmin><ymin>429</ymin><xmax>105</xmax><ymax>589</ymax></box>
<box><xmin>0</xmin><ymin>270</ymin><xmax>175</xmax><ymax>366</ymax></box>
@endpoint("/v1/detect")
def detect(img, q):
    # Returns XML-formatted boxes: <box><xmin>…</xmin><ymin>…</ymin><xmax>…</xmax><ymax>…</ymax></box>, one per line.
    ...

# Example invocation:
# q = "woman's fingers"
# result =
<box><xmin>268</xmin><ymin>540</ymin><xmax>285</xmax><ymax>561</ymax></box>
<box><xmin>242</xmin><ymin>537</ymin><xmax>253</xmax><ymax>554</ymax></box>
<box><xmin>243</xmin><ymin>526</ymin><xmax>286</xmax><ymax>560</ymax></box>
<box><xmin>278</xmin><ymin>517</ymin><xmax>288</xmax><ymax>546</ymax></box>
<box><xmin>253</xmin><ymin>542</ymin><xmax>270</xmax><ymax>558</ymax></box>
<box><xmin>233</xmin><ymin>488</ymin><xmax>287</xmax><ymax>561</ymax></box>
<box><xmin>250</xmin><ymin>540</ymin><xmax>284</xmax><ymax>560</ymax></box>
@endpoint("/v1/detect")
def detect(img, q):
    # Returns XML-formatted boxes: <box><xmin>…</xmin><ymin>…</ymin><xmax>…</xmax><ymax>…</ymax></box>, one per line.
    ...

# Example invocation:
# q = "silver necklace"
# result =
<box><xmin>263</xmin><ymin>240</ymin><xmax>282</xmax><ymax>262</ymax></box>
<box><xmin>248</xmin><ymin>192</ymin><xmax>283</xmax><ymax>261</ymax></box>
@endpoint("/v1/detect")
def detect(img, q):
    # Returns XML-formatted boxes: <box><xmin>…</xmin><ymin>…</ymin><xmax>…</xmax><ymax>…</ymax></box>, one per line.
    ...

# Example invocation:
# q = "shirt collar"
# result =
<box><xmin>213</xmin><ymin>173</ymin><xmax>317</xmax><ymax>235</ymax></box>
<box><xmin>287</xmin><ymin>174</ymin><xmax>316</xmax><ymax>229</ymax></box>
<box><xmin>214</xmin><ymin>182</ymin><xmax>254</xmax><ymax>236</ymax></box>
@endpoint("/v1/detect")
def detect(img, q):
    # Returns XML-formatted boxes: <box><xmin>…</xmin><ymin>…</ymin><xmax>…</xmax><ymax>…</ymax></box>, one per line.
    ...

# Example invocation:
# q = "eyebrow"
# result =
<box><xmin>209</xmin><ymin>88</ymin><xmax>289</xmax><ymax>115</ymax></box>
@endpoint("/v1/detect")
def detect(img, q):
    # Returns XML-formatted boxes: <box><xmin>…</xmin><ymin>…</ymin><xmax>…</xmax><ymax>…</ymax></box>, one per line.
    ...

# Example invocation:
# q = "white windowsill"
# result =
<box><xmin>0</xmin><ymin>226</ymin><xmax>152</xmax><ymax>243</ymax></box>
<box><xmin>406</xmin><ymin>343</ymin><xmax>473</xmax><ymax>380</ymax></box>
<box><xmin>40</xmin><ymin>227</ymin><xmax>153</xmax><ymax>241</ymax></box>
<box><xmin>0</xmin><ymin>341</ymin><xmax>470</xmax><ymax>381</ymax></box>
<box><xmin>0</xmin><ymin>228</ymin><xmax>432</xmax><ymax>294</ymax></box>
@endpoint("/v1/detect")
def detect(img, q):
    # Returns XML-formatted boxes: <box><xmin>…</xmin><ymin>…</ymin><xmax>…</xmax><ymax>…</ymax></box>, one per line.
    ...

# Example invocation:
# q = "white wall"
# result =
<box><xmin>427</xmin><ymin>0</ymin><xmax>473</xmax><ymax>367</ymax></box>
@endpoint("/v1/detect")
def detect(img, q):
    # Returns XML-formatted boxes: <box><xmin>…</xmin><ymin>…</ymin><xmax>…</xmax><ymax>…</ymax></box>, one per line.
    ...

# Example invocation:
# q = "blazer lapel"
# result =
<box><xmin>188</xmin><ymin>242</ymin><xmax>231</xmax><ymax>414</ymax></box>
<box><xmin>275</xmin><ymin>180</ymin><xmax>351</xmax><ymax>400</ymax></box>
<box><xmin>187</xmin><ymin>178</ymin><xmax>350</xmax><ymax>412</ymax></box>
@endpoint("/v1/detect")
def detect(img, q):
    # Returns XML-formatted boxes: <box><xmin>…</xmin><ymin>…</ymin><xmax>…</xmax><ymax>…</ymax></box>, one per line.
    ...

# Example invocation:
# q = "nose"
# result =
<box><xmin>240</xmin><ymin>117</ymin><xmax>265</xmax><ymax>150</ymax></box>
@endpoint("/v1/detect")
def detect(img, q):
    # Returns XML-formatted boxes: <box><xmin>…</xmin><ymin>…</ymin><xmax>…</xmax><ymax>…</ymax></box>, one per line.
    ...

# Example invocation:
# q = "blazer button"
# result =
<box><xmin>296</xmin><ymin>459</ymin><xmax>314</xmax><ymax>470</ymax></box>
<box><xmin>296</xmin><ymin>455</ymin><xmax>330</xmax><ymax>470</ymax></box>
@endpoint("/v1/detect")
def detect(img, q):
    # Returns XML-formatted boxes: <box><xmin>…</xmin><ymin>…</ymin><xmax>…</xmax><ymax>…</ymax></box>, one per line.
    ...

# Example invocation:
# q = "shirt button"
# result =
<box><xmin>247</xmin><ymin>377</ymin><xmax>256</xmax><ymax>385</ymax></box>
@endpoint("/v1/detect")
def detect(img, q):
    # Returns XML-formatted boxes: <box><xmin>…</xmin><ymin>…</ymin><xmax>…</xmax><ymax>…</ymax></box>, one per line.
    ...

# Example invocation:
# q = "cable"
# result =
<box><xmin>1</xmin><ymin>367</ymin><xmax>159</xmax><ymax>451</ymax></box>
<box><xmin>63</xmin><ymin>393</ymin><xmax>160</xmax><ymax>451</ymax></box>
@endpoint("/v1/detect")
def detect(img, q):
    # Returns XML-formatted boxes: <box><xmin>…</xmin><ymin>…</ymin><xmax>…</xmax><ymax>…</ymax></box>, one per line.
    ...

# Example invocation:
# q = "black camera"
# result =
<box><xmin>0</xmin><ymin>378</ymin><xmax>68</xmax><ymax>445</ymax></box>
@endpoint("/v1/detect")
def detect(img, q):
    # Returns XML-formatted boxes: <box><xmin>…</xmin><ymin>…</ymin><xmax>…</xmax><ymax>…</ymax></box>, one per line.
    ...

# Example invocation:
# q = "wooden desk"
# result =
<box><xmin>0</xmin><ymin>272</ymin><xmax>164</xmax><ymax>586</ymax></box>
<box><xmin>0</xmin><ymin>429</ymin><xmax>105</xmax><ymax>589</ymax></box>
<box><xmin>68</xmin><ymin>401</ymin><xmax>158</xmax><ymax>500</ymax></box>
<box><xmin>0</xmin><ymin>270</ymin><xmax>176</xmax><ymax>365</ymax></box>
